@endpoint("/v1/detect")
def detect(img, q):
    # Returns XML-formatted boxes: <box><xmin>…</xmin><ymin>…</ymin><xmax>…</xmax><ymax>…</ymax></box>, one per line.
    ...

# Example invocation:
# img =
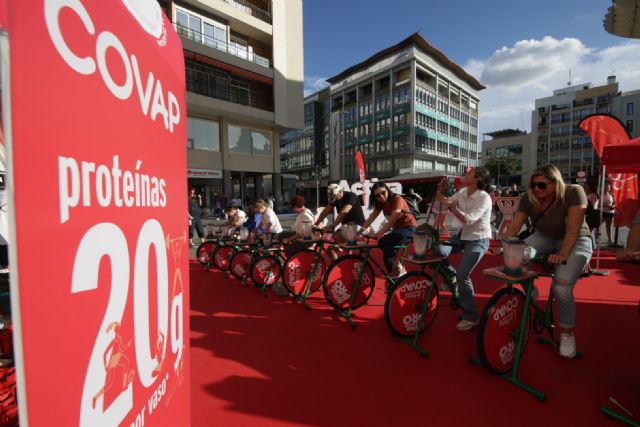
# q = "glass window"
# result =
<box><xmin>627</xmin><ymin>102</ymin><xmax>635</xmax><ymax>116</ymax></box>
<box><xmin>187</xmin><ymin>117</ymin><xmax>219</xmax><ymax>151</ymax></box>
<box><xmin>228</xmin><ymin>125</ymin><xmax>252</xmax><ymax>154</ymax></box>
<box><xmin>252</xmin><ymin>129</ymin><xmax>272</xmax><ymax>155</ymax></box>
<box><xmin>626</xmin><ymin>120</ymin><xmax>634</xmax><ymax>133</ymax></box>
<box><xmin>229</xmin><ymin>125</ymin><xmax>272</xmax><ymax>156</ymax></box>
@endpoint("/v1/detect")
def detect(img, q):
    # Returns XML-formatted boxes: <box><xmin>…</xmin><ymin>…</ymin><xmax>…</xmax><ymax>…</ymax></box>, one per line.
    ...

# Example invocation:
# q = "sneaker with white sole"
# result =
<box><xmin>390</xmin><ymin>265</ymin><xmax>407</xmax><ymax>278</ymax></box>
<box><xmin>559</xmin><ymin>332</ymin><xmax>576</xmax><ymax>358</ymax></box>
<box><xmin>456</xmin><ymin>319</ymin><xmax>479</xmax><ymax>331</ymax></box>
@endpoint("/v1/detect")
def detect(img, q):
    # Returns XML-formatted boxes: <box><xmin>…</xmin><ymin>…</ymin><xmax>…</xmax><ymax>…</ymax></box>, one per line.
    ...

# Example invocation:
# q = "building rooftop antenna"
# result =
<box><xmin>567</xmin><ymin>69</ymin><xmax>572</xmax><ymax>86</ymax></box>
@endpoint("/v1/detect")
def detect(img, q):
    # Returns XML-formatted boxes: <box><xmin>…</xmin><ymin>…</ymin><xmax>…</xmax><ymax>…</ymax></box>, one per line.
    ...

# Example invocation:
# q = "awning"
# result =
<box><xmin>602</xmin><ymin>141</ymin><xmax>640</xmax><ymax>173</ymax></box>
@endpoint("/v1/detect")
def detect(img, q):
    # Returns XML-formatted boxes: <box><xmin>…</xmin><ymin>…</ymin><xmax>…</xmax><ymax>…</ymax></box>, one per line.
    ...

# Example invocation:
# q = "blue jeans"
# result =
<box><xmin>378</xmin><ymin>227</ymin><xmax>416</xmax><ymax>272</ymax></box>
<box><xmin>434</xmin><ymin>234</ymin><xmax>490</xmax><ymax>321</ymax></box>
<box><xmin>524</xmin><ymin>232</ymin><xmax>592</xmax><ymax>328</ymax></box>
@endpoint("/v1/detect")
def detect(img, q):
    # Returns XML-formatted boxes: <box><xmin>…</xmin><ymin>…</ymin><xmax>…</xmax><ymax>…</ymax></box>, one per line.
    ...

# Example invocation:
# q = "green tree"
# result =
<box><xmin>484</xmin><ymin>158</ymin><xmax>518</xmax><ymax>184</ymax></box>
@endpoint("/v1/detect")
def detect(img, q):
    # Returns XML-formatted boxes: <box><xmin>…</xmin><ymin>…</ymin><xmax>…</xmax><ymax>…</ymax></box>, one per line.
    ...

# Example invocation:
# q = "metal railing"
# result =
<box><xmin>220</xmin><ymin>0</ymin><xmax>272</xmax><ymax>24</ymax></box>
<box><xmin>185</xmin><ymin>67</ymin><xmax>274</xmax><ymax>111</ymax></box>
<box><xmin>175</xmin><ymin>23</ymin><xmax>272</xmax><ymax>69</ymax></box>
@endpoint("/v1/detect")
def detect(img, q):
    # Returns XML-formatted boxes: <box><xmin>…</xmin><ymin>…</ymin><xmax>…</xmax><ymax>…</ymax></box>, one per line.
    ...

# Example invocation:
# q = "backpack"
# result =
<box><xmin>402</xmin><ymin>195</ymin><xmax>421</xmax><ymax>220</ymax></box>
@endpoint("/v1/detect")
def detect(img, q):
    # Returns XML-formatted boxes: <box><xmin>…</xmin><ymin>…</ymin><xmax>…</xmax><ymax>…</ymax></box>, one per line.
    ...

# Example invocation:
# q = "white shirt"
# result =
<box><xmin>260</xmin><ymin>208</ymin><xmax>283</xmax><ymax>234</ymax></box>
<box><xmin>229</xmin><ymin>209</ymin><xmax>246</xmax><ymax>226</ymax></box>
<box><xmin>449</xmin><ymin>188</ymin><xmax>492</xmax><ymax>240</ymax></box>
<box><xmin>602</xmin><ymin>193</ymin><xmax>615</xmax><ymax>213</ymax></box>
<box><xmin>293</xmin><ymin>208</ymin><xmax>315</xmax><ymax>235</ymax></box>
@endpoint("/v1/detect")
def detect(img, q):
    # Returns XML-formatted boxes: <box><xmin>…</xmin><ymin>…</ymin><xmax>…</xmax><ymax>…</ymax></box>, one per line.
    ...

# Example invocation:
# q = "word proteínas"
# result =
<box><xmin>59</xmin><ymin>155</ymin><xmax>167</xmax><ymax>223</ymax></box>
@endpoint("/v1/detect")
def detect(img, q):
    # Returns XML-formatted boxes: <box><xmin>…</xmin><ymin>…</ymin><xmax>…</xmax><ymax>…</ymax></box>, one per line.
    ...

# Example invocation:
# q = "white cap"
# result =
<box><xmin>327</xmin><ymin>184</ymin><xmax>341</xmax><ymax>203</ymax></box>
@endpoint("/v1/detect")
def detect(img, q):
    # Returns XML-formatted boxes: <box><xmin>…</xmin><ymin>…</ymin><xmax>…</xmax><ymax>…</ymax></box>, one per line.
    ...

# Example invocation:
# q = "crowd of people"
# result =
<box><xmin>189</xmin><ymin>165</ymin><xmax>640</xmax><ymax>359</ymax></box>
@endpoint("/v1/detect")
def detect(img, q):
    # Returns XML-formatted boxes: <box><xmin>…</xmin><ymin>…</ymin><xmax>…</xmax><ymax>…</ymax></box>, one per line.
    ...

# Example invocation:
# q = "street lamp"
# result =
<box><xmin>315</xmin><ymin>164</ymin><xmax>320</xmax><ymax>209</ymax></box>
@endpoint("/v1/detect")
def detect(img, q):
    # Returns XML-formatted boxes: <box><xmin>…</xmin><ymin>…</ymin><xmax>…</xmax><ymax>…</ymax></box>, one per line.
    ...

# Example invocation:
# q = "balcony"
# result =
<box><xmin>175</xmin><ymin>23</ymin><xmax>272</xmax><ymax>68</ymax></box>
<box><xmin>186</xmin><ymin>66</ymin><xmax>273</xmax><ymax>111</ymax></box>
<box><xmin>220</xmin><ymin>0</ymin><xmax>272</xmax><ymax>24</ymax></box>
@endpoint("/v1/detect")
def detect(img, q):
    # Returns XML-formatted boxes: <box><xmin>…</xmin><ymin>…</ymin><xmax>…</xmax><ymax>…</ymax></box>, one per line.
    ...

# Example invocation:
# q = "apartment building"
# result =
<box><xmin>483</xmin><ymin>129</ymin><xmax>533</xmax><ymax>188</ymax></box>
<box><xmin>158</xmin><ymin>0</ymin><xmax>303</xmax><ymax>215</ymax></box>
<box><xmin>532</xmin><ymin>76</ymin><xmax>640</xmax><ymax>182</ymax></box>
<box><xmin>324</xmin><ymin>33</ymin><xmax>484</xmax><ymax>182</ymax></box>
<box><xmin>280</xmin><ymin>88</ymin><xmax>331</xmax><ymax>208</ymax></box>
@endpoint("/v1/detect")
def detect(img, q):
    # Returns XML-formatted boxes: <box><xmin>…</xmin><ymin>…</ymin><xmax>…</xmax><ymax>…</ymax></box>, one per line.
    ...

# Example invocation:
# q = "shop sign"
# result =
<box><xmin>3</xmin><ymin>0</ymin><xmax>190</xmax><ymax>425</ymax></box>
<box><xmin>187</xmin><ymin>168</ymin><xmax>223</xmax><ymax>179</ymax></box>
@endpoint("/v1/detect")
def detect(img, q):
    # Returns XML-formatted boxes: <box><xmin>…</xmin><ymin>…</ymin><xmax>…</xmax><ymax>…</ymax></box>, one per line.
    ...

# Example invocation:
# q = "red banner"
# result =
<box><xmin>608</xmin><ymin>173</ymin><xmax>639</xmax><ymax>227</ymax></box>
<box><xmin>5</xmin><ymin>0</ymin><xmax>189</xmax><ymax>425</ymax></box>
<box><xmin>355</xmin><ymin>149</ymin><xmax>366</xmax><ymax>185</ymax></box>
<box><xmin>579</xmin><ymin>114</ymin><xmax>639</xmax><ymax>227</ymax></box>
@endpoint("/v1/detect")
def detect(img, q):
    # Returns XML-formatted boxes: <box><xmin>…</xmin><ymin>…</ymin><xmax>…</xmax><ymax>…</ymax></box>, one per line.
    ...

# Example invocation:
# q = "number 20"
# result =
<box><xmin>71</xmin><ymin>220</ymin><xmax>182</xmax><ymax>426</ymax></box>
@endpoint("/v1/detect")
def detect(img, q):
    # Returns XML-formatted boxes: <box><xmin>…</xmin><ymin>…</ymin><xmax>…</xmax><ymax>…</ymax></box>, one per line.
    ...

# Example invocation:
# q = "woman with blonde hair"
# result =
<box><xmin>504</xmin><ymin>164</ymin><xmax>592</xmax><ymax>358</ymax></box>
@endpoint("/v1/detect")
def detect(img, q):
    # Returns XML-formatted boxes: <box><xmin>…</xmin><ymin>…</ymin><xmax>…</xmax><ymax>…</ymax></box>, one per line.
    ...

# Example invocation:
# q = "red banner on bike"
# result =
<box><xmin>3</xmin><ymin>0</ymin><xmax>189</xmax><ymax>425</ymax></box>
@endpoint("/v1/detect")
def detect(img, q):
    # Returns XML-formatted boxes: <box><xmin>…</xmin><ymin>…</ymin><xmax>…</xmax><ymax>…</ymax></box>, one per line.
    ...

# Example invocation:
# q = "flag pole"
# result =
<box><xmin>593</xmin><ymin>165</ymin><xmax>609</xmax><ymax>276</ymax></box>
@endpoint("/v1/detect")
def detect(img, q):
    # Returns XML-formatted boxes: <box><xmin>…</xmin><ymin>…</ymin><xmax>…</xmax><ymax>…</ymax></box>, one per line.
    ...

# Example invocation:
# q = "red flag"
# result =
<box><xmin>355</xmin><ymin>149</ymin><xmax>366</xmax><ymax>184</ymax></box>
<box><xmin>608</xmin><ymin>173</ymin><xmax>639</xmax><ymax>227</ymax></box>
<box><xmin>580</xmin><ymin>114</ymin><xmax>639</xmax><ymax>227</ymax></box>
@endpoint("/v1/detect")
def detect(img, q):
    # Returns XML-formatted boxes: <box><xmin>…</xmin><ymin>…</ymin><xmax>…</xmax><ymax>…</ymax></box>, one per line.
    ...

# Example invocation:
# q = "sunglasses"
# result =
<box><xmin>529</xmin><ymin>181</ymin><xmax>549</xmax><ymax>190</ymax></box>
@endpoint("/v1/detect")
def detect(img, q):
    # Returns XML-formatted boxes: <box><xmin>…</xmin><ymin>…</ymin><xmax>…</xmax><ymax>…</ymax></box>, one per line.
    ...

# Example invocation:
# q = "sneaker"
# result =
<box><xmin>390</xmin><ymin>265</ymin><xmax>407</xmax><ymax>278</ymax></box>
<box><xmin>456</xmin><ymin>319</ymin><xmax>479</xmax><ymax>331</ymax></box>
<box><xmin>559</xmin><ymin>332</ymin><xmax>576</xmax><ymax>358</ymax></box>
<box><xmin>443</xmin><ymin>276</ymin><xmax>458</xmax><ymax>294</ymax></box>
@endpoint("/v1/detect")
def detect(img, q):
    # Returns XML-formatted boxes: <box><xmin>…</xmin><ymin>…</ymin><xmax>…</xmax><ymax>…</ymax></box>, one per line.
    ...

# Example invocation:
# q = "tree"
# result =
<box><xmin>484</xmin><ymin>158</ymin><xmax>518</xmax><ymax>184</ymax></box>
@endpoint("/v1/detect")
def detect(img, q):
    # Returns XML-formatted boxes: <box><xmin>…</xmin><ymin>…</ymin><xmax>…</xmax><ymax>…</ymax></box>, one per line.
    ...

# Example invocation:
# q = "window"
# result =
<box><xmin>176</xmin><ymin>6</ymin><xmax>227</xmax><ymax>50</ymax></box>
<box><xmin>187</xmin><ymin>117</ymin><xmax>219</xmax><ymax>151</ymax></box>
<box><xmin>229</xmin><ymin>37</ymin><xmax>248</xmax><ymax>59</ymax></box>
<box><xmin>627</xmin><ymin>102</ymin><xmax>635</xmax><ymax>116</ymax></box>
<box><xmin>230</xmin><ymin>79</ymin><xmax>250</xmax><ymax>105</ymax></box>
<box><xmin>229</xmin><ymin>125</ymin><xmax>272</xmax><ymax>155</ymax></box>
<box><xmin>626</xmin><ymin>120</ymin><xmax>634</xmax><ymax>133</ymax></box>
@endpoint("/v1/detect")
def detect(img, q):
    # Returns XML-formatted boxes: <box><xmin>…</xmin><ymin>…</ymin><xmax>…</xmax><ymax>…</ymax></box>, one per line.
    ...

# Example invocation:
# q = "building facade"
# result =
<box><xmin>280</xmin><ymin>88</ymin><xmax>331</xmax><ymax>209</ymax></box>
<box><xmin>482</xmin><ymin>130</ymin><xmax>533</xmax><ymax>188</ymax></box>
<box><xmin>158</xmin><ymin>0</ymin><xmax>303</xmax><ymax>215</ymax></box>
<box><xmin>280</xmin><ymin>34</ymin><xmax>483</xmax><ymax>189</ymax></box>
<box><xmin>532</xmin><ymin>76</ymin><xmax>640</xmax><ymax>183</ymax></box>
<box><xmin>326</xmin><ymin>34</ymin><xmax>484</xmax><ymax>182</ymax></box>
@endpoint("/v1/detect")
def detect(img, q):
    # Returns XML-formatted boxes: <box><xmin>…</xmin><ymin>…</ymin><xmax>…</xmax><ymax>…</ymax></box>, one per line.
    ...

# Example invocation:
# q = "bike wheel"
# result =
<box><xmin>282</xmin><ymin>249</ymin><xmax>326</xmax><ymax>296</ymax></box>
<box><xmin>384</xmin><ymin>272</ymin><xmax>439</xmax><ymax>338</ymax></box>
<box><xmin>250</xmin><ymin>254</ymin><xmax>282</xmax><ymax>287</ymax></box>
<box><xmin>323</xmin><ymin>255</ymin><xmax>375</xmax><ymax>311</ymax></box>
<box><xmin>229</xmin><ymin>249</ymin><xmax>254</xmax><ymax>280</ymax></box>
<box><xmin>196</xmin><ymin>241</ymin><xmax>217</xmax><ymax>266</ymax></box>
<box><xmin>477</xmin><ymin>287</ymin><xmax>531</xmax><ymax>374</ymax></box>
<box><xmin>212</xmin><ymin>245</ymin><xmax>235</xmax><ymax>272</ymax></box>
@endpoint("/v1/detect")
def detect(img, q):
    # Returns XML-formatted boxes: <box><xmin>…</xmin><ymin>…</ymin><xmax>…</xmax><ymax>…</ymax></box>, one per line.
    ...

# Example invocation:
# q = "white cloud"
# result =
<box><xmin>304</xmin><ymin>75</ymin><xmax>329</xmax><ymax>96</ymax></box>
<box><xmin>467</xmin><ymin>36</ymin><xmax>640</xmax><ymax>137</ymax></box>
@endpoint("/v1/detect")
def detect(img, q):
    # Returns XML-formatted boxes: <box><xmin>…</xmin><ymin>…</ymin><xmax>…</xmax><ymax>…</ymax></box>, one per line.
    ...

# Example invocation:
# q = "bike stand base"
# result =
<box><xmin>335</xmin><ymin>309</ymin><xmax>357</xmax><ymax>329</ymax></box>
<box><xmin>293</xmin><ymin>295</ymin><xmax>312</xmax><ymax>310</ymax></box>
<box><xmin>601</xmin><ymin>407</ymin><xmax>640</xmax><ymax>426</ymax></box>
<box><xmin>469</xmin><ymin>357</ymin><xmax>546</xmax><ymax>401</ymax></box>
<box><xmin>400</xmin><ymin>338</ymin><xmax>429</xmax><ymax>358</ymax></box>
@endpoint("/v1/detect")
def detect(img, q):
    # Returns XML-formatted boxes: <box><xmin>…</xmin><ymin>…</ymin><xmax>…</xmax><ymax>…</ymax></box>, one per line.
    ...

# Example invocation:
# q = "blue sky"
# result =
<box><xmin>303</xmin><ymin>0</ymin><xmax>640</xmax><ymax>135</ymax></box>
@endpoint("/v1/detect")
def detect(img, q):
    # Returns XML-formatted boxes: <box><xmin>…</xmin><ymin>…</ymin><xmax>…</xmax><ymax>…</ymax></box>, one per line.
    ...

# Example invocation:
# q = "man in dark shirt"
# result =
<box><xmin>315</xmin><ymin>183</ymin><xmax>365</xmax><ymax>258</ymax></box>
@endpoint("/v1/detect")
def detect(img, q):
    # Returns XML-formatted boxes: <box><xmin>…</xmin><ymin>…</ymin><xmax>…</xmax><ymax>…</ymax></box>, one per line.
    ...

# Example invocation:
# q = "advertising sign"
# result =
<box><xmin>3</xmin><ymin>0</ymin><xmax>189</xmax><ymax>425</ymax></box>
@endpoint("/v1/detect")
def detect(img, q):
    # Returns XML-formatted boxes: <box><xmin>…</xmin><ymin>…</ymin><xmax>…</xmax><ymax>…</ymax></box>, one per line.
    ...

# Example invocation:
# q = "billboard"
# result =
<box><xmin>2</xmin><ymin>0</ymin><xmax>190</xmax><ymax>425</ymax></box>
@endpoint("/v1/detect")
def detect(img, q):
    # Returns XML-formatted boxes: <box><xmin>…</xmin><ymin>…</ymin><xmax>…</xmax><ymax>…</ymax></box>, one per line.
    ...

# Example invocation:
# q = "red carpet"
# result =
<box><xmin>189</xmin><ymin>248</ymin><xmax>640</xmax><ymax>426</ymax></box>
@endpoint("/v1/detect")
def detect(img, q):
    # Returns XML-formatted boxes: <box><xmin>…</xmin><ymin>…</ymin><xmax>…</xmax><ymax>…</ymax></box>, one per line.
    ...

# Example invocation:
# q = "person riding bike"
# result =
<box><xmin>433</xmin><ymin>167</ymin><xmax>493</xmax><ymax>331</ymax></box>
<box><xmin>504</xmin><ymin>164</ymin><xmax>592</xmax><ymax>358</ymax></box>
<box><xmin>359</xmin><ymin>182</ymin><xmax>416</xmax><ymax>278</ymax></box>
<box><xmin>314</xmin><ymin>184</ymin><xmax>365</xmax><ymax>259</ymax></box>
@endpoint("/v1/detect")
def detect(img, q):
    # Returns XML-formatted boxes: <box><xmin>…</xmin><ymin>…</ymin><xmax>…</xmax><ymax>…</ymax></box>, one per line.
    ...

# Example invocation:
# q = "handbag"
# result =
<box><xmin>517</xmin><ymin>200</ymin><xmax>554</xmax><ymax>240</ymax></box>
